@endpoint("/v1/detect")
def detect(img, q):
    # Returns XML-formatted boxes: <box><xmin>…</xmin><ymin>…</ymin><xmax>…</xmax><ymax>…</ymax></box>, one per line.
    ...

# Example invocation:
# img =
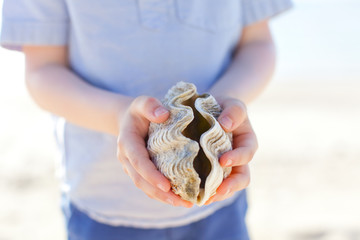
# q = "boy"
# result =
<box><xmin>1</xmin><ymin>0</ymin><xmax>292</xmax><ymax>239</ymax></box>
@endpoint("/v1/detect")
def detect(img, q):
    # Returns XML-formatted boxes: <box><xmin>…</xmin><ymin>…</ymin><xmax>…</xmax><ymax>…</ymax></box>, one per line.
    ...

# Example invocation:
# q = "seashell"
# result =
<box><xmin>147</xmin><ymin>82</ymin><xmax>232</xmax><ymax>206</ymax></box>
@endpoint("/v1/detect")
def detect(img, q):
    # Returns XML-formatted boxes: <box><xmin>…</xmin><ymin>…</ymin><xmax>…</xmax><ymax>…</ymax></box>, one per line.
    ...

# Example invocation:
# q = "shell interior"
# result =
<box><xmin>181</xmin><ymin>94</ymin><xmax>212</xmax><ymax>190</ymax></box>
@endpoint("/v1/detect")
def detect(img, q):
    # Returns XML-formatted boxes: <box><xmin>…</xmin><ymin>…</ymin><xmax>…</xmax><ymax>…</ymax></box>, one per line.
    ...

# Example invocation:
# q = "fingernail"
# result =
<box><xmin>225</xmin><ymin>189</ymin><xmax>231</xmax><ymax>195</ymax></box>
<box><xmin>182</xmin><ymin>202</ymin><xmax>192</xmax><ymax>208</ymax></box>
<box><xmin>154</xmin><ymin>107</ymin><xmax>168</xmax><ymax>117</ymax></box>
<box><xmin>166</xmin><ymin>198</ymin><xmax>174</xmax><ymax>205</ymax></box>
<box><xmin>186</xmin><ymin>203</ymin><xmax>193</xmax><ymax>208</ymax></box>
<box><xmin>224</xmin><ymin>159</ymin><xmax>233</xmax><ymax>167</ymax></box>
<box><xmin>219</xmin><ymin>116</ymin><xmax>232</xmax><ymax>130</ymax></box>
<box><xmin>207</xmin><ymin>197</ymin><xmax>216</xmax><ymax>205</ymax></box>
<box><xmin>157</xmin><ymin>184</ymin><xmax>168</xmax><ymax>192</ymax></box>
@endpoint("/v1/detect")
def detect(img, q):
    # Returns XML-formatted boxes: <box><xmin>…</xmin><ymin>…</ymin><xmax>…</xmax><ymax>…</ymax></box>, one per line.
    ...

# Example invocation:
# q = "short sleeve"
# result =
<box><xmin>242</xmin><ymin>0</ymin><xmax>293</xmax><ymax>26</ymax></box>
<box><xmin>0</xmin><ymin>0</ymin><xmax>69</xmax><ymax>51</ymax></box>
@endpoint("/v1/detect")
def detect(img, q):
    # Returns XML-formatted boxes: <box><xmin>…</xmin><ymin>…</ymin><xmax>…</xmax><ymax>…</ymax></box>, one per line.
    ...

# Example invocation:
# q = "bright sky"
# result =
<box><xmin>272</xmin><ymin>0</ymin><xmax>360</xmax><ymax>82</ymax></box>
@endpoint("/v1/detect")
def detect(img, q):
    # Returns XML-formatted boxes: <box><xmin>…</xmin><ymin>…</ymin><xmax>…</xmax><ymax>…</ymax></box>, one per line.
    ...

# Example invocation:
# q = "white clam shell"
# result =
<box><xmin>147</xmin><ymin>82</ymin><xmax>232</xmax><ymax>206</ymax></box>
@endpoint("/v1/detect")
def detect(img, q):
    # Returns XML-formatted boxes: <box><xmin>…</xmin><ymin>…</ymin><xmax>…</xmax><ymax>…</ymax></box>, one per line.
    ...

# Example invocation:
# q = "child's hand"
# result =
<box><xmin>205</xmin><ymin>97</ymin><xmax>258</xmax><ymax>205</ymax></box>
<box><xmin>117</xmin><ymin>96</ymin><xmax>193</xmax><ymax>208</ymax></box>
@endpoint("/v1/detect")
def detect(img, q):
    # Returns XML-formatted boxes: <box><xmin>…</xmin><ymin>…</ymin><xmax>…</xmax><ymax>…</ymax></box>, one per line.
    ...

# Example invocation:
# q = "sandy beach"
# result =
<box><xmin>1</xmin><ymin>0</ymin><xmax>360</xmax><ymax>239</ymax></box>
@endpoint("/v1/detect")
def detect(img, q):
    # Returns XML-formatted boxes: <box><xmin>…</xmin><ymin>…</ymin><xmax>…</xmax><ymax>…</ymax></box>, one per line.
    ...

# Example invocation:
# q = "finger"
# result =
<box><xmin>220</xmin><ymin>133</ymin><xmax>258</xmax><ymax>167</ymax></box>
<box><xmin>122</xmin><ymin>158</ymin><xmax>193</xmax><ymax>208</ymax></box>
<box><xmin>217</xmin><ymin>99</ymin><xmax>247</xmax><ymax>132</ymax></box>
<box><xmin>205</xmin><ymin>192</ymin><xmax>235</xmax><ymax>205</ymax></box>
<box><xmin>116</xmin><ymin>151</ymin><xmax>129</xmax><ymax>175</ymax></box>
<box><xmin>118</xmin><ymin>126</ymin><xmax>172</xmax><ymax>192</ymax></box>
<box><xmin>121</xmin><ymin>134</ymin><xmax>172</xmax><ymax>193</ymax></box>
<box><xmin>206</xmin><ymin>165</ymin><xmax>250</xmax><ymax>204</ymax></box>
<box><xmin>131</xmin><ymin>96</ymin><xmax>169</xmax><ymax>123</ymax></box>
<box><xmin>218</xmin><ymin>165</ymin><xmax>250</xmax><ymax>194</ymax></box>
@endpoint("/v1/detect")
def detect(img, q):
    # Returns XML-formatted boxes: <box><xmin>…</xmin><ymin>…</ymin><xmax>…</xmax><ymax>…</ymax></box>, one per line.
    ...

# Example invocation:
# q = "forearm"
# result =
<box><xmin>25</xmin><ymin>64</ymin><xmax>132</xmax><ymax>136</ymax></box>
<box><xmin>209</xmin><ymin>25</ymin><xmax>276</xmax><ymax>105</ymax></box>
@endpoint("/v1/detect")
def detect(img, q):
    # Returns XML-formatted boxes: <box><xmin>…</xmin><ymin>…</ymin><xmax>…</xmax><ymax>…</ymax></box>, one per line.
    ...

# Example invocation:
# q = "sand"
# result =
<box><xmin>247</xmin><ymin>80</ymin><xmax>360</xmax><ymax>240</ymax></box>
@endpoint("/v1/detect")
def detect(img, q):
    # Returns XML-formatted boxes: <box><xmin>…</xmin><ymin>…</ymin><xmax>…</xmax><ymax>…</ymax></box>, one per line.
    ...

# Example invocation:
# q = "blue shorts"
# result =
<box><xmin>63</xmin><ymin>191</ymin><xmax>249</xmax><ymax>240</ymax></box>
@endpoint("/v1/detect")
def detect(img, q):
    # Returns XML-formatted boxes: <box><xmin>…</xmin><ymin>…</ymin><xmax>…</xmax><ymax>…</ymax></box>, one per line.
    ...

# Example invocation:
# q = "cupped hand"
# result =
<box><xmin>205</xmin><ymin>97</ymin><xmax>258</xmax><ymax>205</ymax></box>
<box><xmin>117</xmin><ymin>96</ymin><xmax>193</xmax><ymax>208</ymax></box>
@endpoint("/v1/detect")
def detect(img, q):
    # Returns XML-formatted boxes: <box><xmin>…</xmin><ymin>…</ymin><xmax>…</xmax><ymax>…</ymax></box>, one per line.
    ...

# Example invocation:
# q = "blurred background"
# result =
<box><xmin>0</xmin><ymin>0</ymin><xmax>359</xmax><ymax>239</ymax></box>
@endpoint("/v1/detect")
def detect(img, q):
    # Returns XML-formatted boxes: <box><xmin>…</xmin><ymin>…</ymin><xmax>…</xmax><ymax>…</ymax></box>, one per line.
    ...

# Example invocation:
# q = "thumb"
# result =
<box><xmin>131</xmin><ymin>96</ymin><xmax>170</xmax><ymax>123</ymax></box>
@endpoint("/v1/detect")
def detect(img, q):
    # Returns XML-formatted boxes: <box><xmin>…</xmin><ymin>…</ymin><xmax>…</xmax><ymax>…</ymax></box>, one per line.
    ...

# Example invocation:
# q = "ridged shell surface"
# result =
<box><xmin>147</xmin><ymin>82</ymin><xmax>232</xmax><ymax>206</ymax></box>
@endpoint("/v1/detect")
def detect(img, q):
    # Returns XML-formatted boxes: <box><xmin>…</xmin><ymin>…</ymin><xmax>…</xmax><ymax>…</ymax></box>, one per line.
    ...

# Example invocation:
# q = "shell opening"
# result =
<box><xmin>181</xmin><ymin>94</ymin><xmax>212</xmax><ymax>190</ymax></box>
